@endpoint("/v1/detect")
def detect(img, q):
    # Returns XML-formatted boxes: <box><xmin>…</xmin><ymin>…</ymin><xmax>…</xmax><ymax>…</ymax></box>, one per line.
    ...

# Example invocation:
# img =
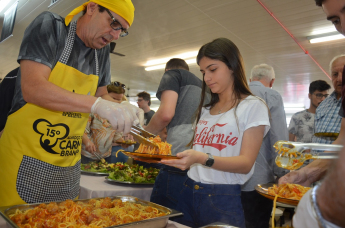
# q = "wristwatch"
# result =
<box><xmin>204</xmin><ymin>153</ymin><xmax>214</xmax><ymax>167</ymax></box>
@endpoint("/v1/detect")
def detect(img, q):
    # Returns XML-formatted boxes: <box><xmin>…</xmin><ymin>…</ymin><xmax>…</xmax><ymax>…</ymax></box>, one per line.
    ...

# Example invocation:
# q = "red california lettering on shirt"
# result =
<box><xmin>193</xmin><ymin>123</ymin><xmax>238</xmax><ymax>151</ymax></box>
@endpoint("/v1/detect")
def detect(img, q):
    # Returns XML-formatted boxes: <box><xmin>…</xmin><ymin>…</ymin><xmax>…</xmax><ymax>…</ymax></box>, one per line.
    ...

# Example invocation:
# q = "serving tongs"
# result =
<box><xmin>129</xmin><ymin>125</ymin><xmax>158</xmax><ymax>149</ymax></box>
<box><xmin>92</xmin><ymin>151</ymin><xmax>106</xmax><ymax>163</ymax></box>
<box><xmin>275</xmin><ymin>151</ymin><xmax>339</xmax><ymax>170</ymax></box>
<box><xmin>273</xmin><ymin>140</ymin><xmax>342</xmax><ymax>170</ymax></box>
<box><xmin>273</xmin><ymin>140</ymin><xmax>343</xmax><ymax>155</ymax></box>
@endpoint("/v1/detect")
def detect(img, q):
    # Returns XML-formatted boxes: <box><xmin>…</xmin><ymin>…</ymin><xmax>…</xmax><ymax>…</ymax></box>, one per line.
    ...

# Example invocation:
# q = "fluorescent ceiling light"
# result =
<box><xmin>311</xmin><ymin>26</ymin><xmax>336</xmax><ymax>36</ymax></box>
<box><xmin>307</xmin><ymin>31</ymin><xmax>345</xmax><ymax>43</ymax></box>
<box><xmin>145</xmin><ymin>58</ymin><xmax>197</xmax><ymax>71</ymax></box>
<box><xmin>145</xmin><ymin>51</ymin><xmax>198</xmax><ymax>66</ymax></box>
<box><xmin>0</xmin><ymin>0</ymin><xmax>11</xmax><ymax>13</ymax></box>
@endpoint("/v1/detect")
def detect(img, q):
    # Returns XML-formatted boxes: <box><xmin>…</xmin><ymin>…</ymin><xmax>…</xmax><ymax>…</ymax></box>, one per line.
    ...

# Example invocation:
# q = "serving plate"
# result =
<box><xmin>122</xmin><ymin>151</ymin><xmax>180</xmax><ymax>163</ymax></box>
<box><xmin>105</xmin><ymin>177</ymin><xmax>155</xmax><ymax>186</ymax></box>
<box><xmin>255</xmin><ymin>183</ymin><xmax>299</xmax><ymax>206</ymax></box>
<box><xmin>81</xmin><ymin>170</ymin><xmax>109</xmax><ymax>176</ymax></box>
<box><xmin>0</xmin><ymin>196</ymin><xmax>182</xmax><ymax>228</ymax></box>
<box><xmin>314</xmin><ymin>132</ymin><xmax>339</xmax><ymax>138</ymax></box>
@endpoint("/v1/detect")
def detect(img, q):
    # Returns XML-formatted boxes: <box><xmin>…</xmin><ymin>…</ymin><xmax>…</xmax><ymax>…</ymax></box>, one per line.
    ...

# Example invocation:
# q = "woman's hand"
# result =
<box><xmin>160</xmin><ymin>149</ymin><xmax>207</xmax><ymax>170</ymax></box>
<box><xmin>85</xmin><ymin>141</ymin><xmax>97</xmax><ymax>154</ymax></box>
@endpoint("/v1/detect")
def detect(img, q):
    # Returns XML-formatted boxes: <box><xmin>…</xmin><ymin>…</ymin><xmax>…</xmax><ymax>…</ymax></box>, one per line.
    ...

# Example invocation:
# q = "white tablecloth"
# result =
<box><xmin>79</xmin><ymin>174</ymin><xmax>153</xmax><ymax>201</ymax></box>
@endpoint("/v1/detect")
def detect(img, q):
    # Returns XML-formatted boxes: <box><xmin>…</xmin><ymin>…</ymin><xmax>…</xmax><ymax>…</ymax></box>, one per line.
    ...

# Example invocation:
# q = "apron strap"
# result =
<box><xmin>59</xmin><ymin>21</ymin><xmax>99</xmax><ymax>76</ymax></box>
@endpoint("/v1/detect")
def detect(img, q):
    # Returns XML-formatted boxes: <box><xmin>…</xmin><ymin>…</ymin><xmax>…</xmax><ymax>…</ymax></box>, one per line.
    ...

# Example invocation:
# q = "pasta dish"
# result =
<box><xmin>268</xmin><ymin>183</ymin><xmax>310</xmax><ymax>200</ymax></box>
<box><xmin>9</xmin><ymin>197</ymin><xmax>168</xmax><ymax>228</ymax></box>
<box><xmin>135</xmin><ymin>135</ymin><xmax>172</xmax><ymax>155</ymax></box>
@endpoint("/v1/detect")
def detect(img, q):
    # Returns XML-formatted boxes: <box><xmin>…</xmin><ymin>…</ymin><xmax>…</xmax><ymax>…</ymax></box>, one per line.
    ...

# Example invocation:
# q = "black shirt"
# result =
<box><xmin>0</xmin><ymin>67</ymin><xmax>19</xmax><ymax>131</ymax></box>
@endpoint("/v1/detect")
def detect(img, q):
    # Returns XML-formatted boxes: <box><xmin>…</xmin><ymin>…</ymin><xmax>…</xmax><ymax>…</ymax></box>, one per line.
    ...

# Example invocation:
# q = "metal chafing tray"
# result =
<box><xmin>81</xmin><ymin>170</ymin><xmax>109</xmax><ymax>176</ymax></box>
<box><xmin>200</xmin><ymin>222</ymin><xmax>239</xmax><ymax>228</ymax></box>
<box><xmin>0</xmin><ymin>196</ymin><xmax>183</xmax><ymax>228</ymax></box>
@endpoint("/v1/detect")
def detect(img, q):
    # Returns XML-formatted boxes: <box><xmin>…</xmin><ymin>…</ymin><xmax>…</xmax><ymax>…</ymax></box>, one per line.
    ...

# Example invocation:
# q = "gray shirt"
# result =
<box><xmin>156</xmin><ymin>69</ymin><xmax>202</xmax><ymax>155</ymax></box>
<box><xmin>288</xmin><ymin>110</ymin><xmax>315</xmax><ymax>143</ymax></box>
<box><xmin>242</xmin><ymin>81</ymin><xmax>288</xmax><ymax>191</ymax></box>
<box><xmin>10</xmin><ymin>11</ymin><xmax>111</xmax><ymax>114</ymax></box>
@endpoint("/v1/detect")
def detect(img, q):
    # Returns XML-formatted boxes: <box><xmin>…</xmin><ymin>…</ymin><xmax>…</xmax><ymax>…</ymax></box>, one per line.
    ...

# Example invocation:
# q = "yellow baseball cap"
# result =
<box><xmin>65</xmin><ymin>0</ymin><xmax>135</xmax><ymax>26</ymax></box>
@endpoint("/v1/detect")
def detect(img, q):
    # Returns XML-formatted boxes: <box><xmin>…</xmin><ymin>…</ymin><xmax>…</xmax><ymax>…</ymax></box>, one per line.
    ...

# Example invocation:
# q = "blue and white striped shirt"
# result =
<box><xmin>312</xmin><ymin>91</ymin><xmax>342</xmax><ymax>144</ymax></box>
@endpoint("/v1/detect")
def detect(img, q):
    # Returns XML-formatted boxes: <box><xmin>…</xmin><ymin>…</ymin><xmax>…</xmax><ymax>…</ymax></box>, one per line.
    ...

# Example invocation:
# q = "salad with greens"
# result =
<box><xmin>108</xmin><ymin>163</ymin><xmax>159</xmax><ymax>183</ymax></box>
<box><xmin>81</xmin><ymin>160</ymin><xmax>114</xmax><ymax>173</ymax></box>
<box><xmin>81</xmin><ymin>161</ymin><xmax>160</xmax><ymax>183</ymax></box>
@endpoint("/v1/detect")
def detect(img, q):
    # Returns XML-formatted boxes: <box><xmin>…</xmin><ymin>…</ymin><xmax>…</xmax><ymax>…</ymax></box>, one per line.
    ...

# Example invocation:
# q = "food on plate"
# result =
<box><xmin>108</xmin><ymin>163</ymin><xmax>159</xmax><ymax>183</ymax></box>
<box><xmin>135</xmin><ymin>135</ymin><xmax>172</xmax><ymax>155</ymax></box>
<box><xmin>81</xmin><ymin>160</ymin><xmax>115</xmax><ymax>173</ymax></box>
<box><xmin>116</xmin><ymin>139</ymin><xmax>136</xmax><ymax>144</ymax></box>
<box><xmin>268</xmin><ymin>183</ymin><xmax>310</xmax><ymax>200</ymax></box>
<box><xmin>9</xmin><ymin>197</ymin><xmax>168</xmax><ymax>228</ymax></box>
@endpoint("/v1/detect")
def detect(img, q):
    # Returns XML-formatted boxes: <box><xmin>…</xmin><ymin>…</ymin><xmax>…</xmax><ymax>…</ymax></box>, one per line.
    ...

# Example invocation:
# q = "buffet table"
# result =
<box><xmin>79</xmin><ymin>174</ymin><xmax>154</xmax><ymax>201</ymax></box>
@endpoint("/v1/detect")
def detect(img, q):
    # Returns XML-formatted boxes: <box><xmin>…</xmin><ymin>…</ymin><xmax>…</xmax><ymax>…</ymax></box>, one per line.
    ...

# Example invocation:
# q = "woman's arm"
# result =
<box><xmin>161</xmin><ymin>125</ymin><xmax>265</xmax><ymax>173</ymax></box>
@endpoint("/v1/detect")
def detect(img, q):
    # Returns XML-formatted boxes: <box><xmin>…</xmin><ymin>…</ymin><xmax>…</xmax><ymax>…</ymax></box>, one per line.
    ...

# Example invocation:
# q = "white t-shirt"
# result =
<box><xmin>187</xmin><ymin>96</ymin><xmax>270</xmax><ymax>185</ymax></box>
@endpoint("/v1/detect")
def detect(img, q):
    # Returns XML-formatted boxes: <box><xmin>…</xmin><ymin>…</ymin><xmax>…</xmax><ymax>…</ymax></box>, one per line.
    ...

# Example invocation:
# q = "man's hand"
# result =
<box><xmin>91</xmin><ymin>98</ymin><xmax>140</xmax><ymax>134</ymax></box>
<box><xmin>121</xmin><ymin>101</ymin><xmax>144</xmax><ymax>126</ymax></box>
<box><xmin>278</xmin><ymin>170</ymin><xmax>312</xmax><ymax>187</ymax></box>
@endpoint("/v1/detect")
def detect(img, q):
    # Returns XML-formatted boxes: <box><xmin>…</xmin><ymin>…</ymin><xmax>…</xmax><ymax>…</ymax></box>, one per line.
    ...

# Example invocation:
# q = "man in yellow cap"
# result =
<box><xmin>0</xmin><ymin>0</ymin><xmax>141</xmax><ymax>207</ymax></box>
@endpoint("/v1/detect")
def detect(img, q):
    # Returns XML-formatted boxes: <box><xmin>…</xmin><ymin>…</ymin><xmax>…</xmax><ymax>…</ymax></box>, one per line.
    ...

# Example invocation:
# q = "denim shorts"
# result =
<box><xmin>174</xmin><ymin>177</ymin><xmax>245</xmax><ymax>228</ymax></box>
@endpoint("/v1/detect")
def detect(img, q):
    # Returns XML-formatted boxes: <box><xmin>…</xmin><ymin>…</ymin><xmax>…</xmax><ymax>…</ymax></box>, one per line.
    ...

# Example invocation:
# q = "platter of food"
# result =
<box><xmin>122</xmin><ymin>151</ymin><xmax>180</xmax><ymax>163</ymax></box>
<box><xmin>106</xmin><ymin>163</ymin><xmax>159</xmax><ymax>185</ymax></box>
<box><xmin>80</xmin><ymin>160</ymin><xmax>115</xmax><ymax>176</ymax></box>
<box><xmin>115</xmin><ymin>139</ymin><xmax>137</xmax><ymax>145</ymax></box>
<box><xmin>0</xmin><ymin>196</ymin><xmax>183</xmax><ymax>228</ymax></box>
<box><xmin>255</xmin><ymin>183</ymin><xmax>310</xmax><ymax>206</ymax></box>
<box><xmin>119</xmin><ymin>135</ymin><xmax>179</xmax><ymax>163</ymax></box>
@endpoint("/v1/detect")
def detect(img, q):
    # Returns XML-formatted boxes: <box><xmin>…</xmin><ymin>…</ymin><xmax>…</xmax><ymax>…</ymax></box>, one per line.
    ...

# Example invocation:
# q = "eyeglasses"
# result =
<box><xmin>112</xmin><ymin>81</ymin><xmax>126</xmax><ymax>89</ymax></box>
<box><xmin>137</xmin><ymin>99</ymin><xmax>143</xmax><ymax>102</ymax></box>
<box><xmin>104</xmin><ymin>8</ymin><xmax>129</xmax><ymax>37</ymax></box>
<box><xmin>314</xmin><ymin>93</ymin><xmax>329</xmax><ymax>99</ymax></box>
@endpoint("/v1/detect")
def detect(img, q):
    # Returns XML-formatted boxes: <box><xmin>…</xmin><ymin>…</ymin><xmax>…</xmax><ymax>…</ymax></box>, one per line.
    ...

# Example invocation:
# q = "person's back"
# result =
<box><xmin>242</xmin><ymin>64</ymin><xmax>288</xmax><ymax>228</ymax></box>
<box><xmin>157</xmin><ymin>68</ymin><xmax>202</xmax><ymax>155</ymax></box>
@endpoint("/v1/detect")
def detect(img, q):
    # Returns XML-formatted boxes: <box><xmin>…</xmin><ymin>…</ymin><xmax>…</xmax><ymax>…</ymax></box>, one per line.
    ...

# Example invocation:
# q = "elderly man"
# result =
<box><xmin>241</xmin><ymin>64</ymin><xmax>288</xmax><ymax>228</ymax></box>
<box><xmin>0</xmin><ymin>0</ymin><xmax>143</xmax><ymax>207</ymax></box>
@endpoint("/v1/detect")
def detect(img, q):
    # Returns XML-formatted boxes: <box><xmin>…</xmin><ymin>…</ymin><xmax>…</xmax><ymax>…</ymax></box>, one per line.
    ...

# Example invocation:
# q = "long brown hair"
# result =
<box><xmin>187</xmin><ymin>38</ymin><xmax>254</xmax><ymax>147</ymax></box>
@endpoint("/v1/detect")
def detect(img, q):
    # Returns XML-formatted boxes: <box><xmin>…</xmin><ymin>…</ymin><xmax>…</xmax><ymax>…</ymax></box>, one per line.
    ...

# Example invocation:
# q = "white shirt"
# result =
<box><xmin>188</xmin><ymin>96</ymin><xmax>270</xmax><ymax>185</ymax></box>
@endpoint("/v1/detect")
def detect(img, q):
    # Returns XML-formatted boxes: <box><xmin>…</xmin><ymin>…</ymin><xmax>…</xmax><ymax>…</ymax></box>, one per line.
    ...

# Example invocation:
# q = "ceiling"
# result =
<box><xmin>0</xmin><ymin>0</ymin><xmax>343</xmax><ymax>116</ymax></box>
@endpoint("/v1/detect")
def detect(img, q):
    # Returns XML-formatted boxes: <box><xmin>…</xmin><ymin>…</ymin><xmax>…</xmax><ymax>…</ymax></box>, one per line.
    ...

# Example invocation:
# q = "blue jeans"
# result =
<box><xmin>174</xmin><ymin>177</ymin><xmax>246</xmax><ymax>228</ymax></box>
<box><xmin>150</xmin><ymin>165</ymin><xmax>188</xmax><ymax>210</ymax></box>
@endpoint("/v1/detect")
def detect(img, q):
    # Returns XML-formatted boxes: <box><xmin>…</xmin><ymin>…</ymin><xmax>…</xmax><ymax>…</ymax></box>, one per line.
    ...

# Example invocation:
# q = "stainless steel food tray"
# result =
<box><xmin>200</xmin><ymin>222</ymin><xmax>239</xmax><ymax>228</ymax></box>
<box><xmin>81</xmin><ymin>170</ymin><xmax>109</xmax><ymax>176</ymax></box>
<box><xmin>0</xmin><ymin>196</ymin><xmax>183</xmax><ymax>228</ymax></box>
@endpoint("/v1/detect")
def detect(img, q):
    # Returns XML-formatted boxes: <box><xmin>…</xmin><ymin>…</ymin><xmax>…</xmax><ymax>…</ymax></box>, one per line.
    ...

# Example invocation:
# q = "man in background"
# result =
<box><xmin>137</xmin><ymin>91</ymin><xmax>155</xmax><ymax>125</ymax></box>
<box><xmin>145</xmin><ymin>58</ymin><xmax>203</xmax><ymax>211</ymax></box>
<box><xmin>289</xmin><ymin>80</ymin><xmax>330</xmax><ymax>143</ymax></box>
<box><xmin>241</xmin><ymin>63</ymin><xmax>288</xmax><ymax>228</ymax></box>
<box><xmin>0</xmin><ymin>67</ymin><xmax>19</xmax><ymax>134</ymax></box>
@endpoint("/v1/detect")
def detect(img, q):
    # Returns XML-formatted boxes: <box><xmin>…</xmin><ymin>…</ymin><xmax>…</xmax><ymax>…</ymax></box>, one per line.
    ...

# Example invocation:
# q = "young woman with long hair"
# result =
<box><xmin>161</xmin><ymin>38</ymin><xmax>270</xmax><ymax>228</ymax></box>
